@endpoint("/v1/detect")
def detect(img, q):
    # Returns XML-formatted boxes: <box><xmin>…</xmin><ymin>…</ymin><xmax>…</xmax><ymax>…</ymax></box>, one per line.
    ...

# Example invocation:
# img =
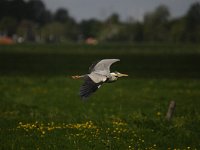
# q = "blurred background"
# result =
<box><xmin>0</xmin><ymin>0</ymin><xmax>200</xmax><ymax>44</ymax></box>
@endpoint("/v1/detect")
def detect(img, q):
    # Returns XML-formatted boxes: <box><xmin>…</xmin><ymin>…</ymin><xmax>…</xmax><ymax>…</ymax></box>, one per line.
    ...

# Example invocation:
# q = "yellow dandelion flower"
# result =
<box><xmin>142</xmin><ymin>140</ymin><xmax>144</xmax><ymax>143</ymax></box>
<box><xmin>157</xmin><ymin>112</ymin><xmax>161</xmax><ymax>116</ymax></box>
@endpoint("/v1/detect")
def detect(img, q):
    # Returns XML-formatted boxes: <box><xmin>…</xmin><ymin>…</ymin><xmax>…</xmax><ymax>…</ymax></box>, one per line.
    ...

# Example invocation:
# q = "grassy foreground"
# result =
<box><xmin>0</xmin><ymin>44</ymin><xmax>200</xmax><ymax>149</ymax></box>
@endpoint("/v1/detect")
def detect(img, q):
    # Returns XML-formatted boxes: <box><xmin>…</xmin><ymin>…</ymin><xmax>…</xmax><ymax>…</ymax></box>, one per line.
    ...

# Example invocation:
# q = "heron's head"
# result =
<box><xmin>111</xmin><ymin>71</ymin><xmax>128</xmax><ymax>78</ymax></box>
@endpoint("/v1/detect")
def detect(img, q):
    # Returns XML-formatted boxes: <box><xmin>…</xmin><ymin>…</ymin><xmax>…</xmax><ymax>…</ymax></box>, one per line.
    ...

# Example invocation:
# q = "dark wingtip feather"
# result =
<box><xmin>79</xmin><ymin>76</ymin><xmax>101</xmax><ymax>99</ymax></box>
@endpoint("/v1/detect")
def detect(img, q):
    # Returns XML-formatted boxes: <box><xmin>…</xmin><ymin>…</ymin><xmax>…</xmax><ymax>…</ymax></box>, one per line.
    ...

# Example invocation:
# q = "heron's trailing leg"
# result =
<box><xmin>72</xmin><ymin>75</ymin><xmax>85</xmax><ymax>79</ymax></box>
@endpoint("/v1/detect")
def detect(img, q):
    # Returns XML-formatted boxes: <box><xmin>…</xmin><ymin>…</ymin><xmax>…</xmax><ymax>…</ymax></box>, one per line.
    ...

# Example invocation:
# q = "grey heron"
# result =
<box><xmin>72</xmin><ymin>59</ymin><xmax>128</xmax><ymax>99</ymax></box>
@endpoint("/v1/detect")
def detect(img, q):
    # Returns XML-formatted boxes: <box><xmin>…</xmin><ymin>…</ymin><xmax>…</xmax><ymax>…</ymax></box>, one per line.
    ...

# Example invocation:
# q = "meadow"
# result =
<box><xmin>0</xmin><ymin>43</ymin><xmax>200</xmax><ymax>149</ymax></box>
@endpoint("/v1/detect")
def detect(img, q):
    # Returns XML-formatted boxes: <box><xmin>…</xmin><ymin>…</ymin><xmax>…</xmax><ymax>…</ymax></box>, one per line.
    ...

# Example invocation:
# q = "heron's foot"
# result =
<box><xmin>72</xmin><ymin>75</ymin><xmax>81</xmax><ymax>79</ymax></box>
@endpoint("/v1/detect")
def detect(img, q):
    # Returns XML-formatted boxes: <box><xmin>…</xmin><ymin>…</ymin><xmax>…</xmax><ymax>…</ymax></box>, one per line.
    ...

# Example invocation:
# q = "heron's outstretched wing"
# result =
<box><xmin>89</xmin><ymin>59</ymin><xmax>120</xmax><ymax>76</ymax></box>
<box><xmin>80</xmin><ymin>75</ymin><xmax>102</xmax><ymax>99</ymax></box>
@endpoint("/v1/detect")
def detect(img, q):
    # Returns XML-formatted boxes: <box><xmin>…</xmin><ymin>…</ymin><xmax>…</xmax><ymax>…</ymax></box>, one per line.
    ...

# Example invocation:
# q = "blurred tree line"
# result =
<box><xmin>0</xmin><ymin>0</ymin><xmax>200</xmax><ymax>43</ymax></box>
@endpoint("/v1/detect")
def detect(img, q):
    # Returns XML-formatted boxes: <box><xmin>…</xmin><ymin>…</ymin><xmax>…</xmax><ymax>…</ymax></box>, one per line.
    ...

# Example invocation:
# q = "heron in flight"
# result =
<box><xmin>72</xmin><ymin>59</ymin><xmax>128</xmax><ymax>99</ymax></box>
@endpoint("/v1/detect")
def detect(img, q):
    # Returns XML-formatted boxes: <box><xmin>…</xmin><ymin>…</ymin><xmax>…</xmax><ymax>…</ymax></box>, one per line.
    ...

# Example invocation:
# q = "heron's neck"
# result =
<box><xmin>107</xmin><ymin>74</ymin><xmax>117</xmax><ymax>82</ymax></box>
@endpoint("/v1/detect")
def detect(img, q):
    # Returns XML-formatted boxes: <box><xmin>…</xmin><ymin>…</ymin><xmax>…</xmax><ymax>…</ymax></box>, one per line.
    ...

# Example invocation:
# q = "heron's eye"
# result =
<box><xmin>114</xmin><ymin>71</ymin><xmax>119</xmax><ymax>74</ymax></box>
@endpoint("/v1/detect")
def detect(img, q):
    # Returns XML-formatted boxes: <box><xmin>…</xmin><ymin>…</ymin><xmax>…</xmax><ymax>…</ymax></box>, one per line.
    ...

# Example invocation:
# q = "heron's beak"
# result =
<box><xmin>118</xmin><ymin>73</ymin><xmax>128</xmax><ymax>77</ymax></box>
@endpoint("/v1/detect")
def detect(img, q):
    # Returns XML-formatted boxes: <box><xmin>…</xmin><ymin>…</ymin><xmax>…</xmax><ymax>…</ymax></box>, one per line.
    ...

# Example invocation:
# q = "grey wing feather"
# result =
<box><xmin>89</xmin><ymin>59</ymin><xmax>120</xmax><ymax>76</ymax></box>
<box><xmin>89</xmin><ymin>60</ymin><xmax>101</xmax><ymax>73</ymax></box>
<box><xmin>80</xmin><ymin>75</ymin><xmax>102</xmax><ymax>99</ymax></box>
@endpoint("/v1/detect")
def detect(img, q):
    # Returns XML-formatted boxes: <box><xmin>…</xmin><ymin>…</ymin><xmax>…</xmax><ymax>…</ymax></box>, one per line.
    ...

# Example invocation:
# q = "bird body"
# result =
<box><xmin>72</xmin><ymin>59</ymin><xmax>128</xmax><ymax>99</ymax></box>
<box><xmin>88</xmin><ymin>72</ymin><xmax>107</xmax><ymax>83</ymax></box>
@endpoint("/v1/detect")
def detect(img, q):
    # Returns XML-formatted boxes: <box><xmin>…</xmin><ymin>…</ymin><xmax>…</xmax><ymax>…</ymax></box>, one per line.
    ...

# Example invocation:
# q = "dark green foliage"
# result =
<box><xmin>0</xmin><ymin>1</ymin><xmax>200</xmax><ymax>43</ymax></box>
<box><xmin>79</xmin><ymin>19</ymin><xmax>103</xmax><ymax>39</ymax></box>
<box><xmin>184</xmin><ymin>2</ymin><xmax>200</xmax><ymax>42</ymax></box>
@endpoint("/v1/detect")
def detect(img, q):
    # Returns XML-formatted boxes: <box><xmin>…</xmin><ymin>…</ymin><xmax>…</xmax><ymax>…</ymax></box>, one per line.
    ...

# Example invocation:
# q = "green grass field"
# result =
<box><xmin>0</xmin><ymin>44</ymin><xmax>200</xmax><ymax>149</ymax></box>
